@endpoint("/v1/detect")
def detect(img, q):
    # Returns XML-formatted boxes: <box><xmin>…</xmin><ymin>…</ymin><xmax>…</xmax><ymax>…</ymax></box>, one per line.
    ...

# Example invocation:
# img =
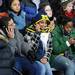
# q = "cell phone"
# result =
<box><xmin>2</xmin><ymin>26</ymin><xmax>7</xmax><ymax>36</ymax></box>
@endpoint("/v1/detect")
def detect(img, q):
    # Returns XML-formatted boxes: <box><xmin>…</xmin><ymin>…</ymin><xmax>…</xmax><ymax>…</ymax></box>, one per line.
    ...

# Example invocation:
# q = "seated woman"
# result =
<box><xmin>24</xmin><ymin>14</ymin><xmax>53</xmax><ymax>75</ymax></box>
<box><xmin>7</xmin><ymin>0</ymin><xmax>26</xmax><ymax>35</ymax></box>
<box><xmin>52</xmin><ymin>16</ymin><xmax>75</xmax><ymax>75</ymax></box>
<box><xmin>0</xmin><ymin>16</ymin><xmax>35</xmax><ymax>75</ymax></box>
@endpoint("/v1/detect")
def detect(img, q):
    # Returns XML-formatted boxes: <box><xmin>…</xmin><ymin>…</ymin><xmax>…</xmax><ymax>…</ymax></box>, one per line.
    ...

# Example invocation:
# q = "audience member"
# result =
<box><xmin>24</xmin><ymin>14</ymin><xmax>53</xmax><ymax>75</ymax></box>
<box><xmin>51</xmin><ymin>16</ymin><xmax>75</xmax><ymax>75</ymax></box>
<box><xmin>0</xmin><ymin>16</ymin><xmax>35</xmax><ymax>75</ymax></box>
<box><xmin>7</xmin><ymin>0</ymin><xmax>26</xmax><ymax>35</ymax></box>
<box><xmin>39</xmin><ymin>2</ymin><xmax>56</xmax><ymax>32</ymax></box>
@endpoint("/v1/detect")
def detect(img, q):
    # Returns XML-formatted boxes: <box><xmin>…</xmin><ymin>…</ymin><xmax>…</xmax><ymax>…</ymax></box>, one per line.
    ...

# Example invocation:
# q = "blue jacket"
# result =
<box><xmin>8</xmin><ymin>11</ymin><xmax>26</xmax><ymax>30</ymax></box>
<box><xmin>21</xmin><ymin>1</ymin><xmax>37</xmax><ymax>25</ymax></box>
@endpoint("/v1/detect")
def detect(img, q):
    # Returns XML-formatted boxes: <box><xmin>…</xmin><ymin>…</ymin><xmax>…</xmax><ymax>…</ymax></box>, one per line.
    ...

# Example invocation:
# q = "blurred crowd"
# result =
<box><xmin>0</xmin><ymin>0</ymin><xmax>75</xmax><ymax>75</ymax></box>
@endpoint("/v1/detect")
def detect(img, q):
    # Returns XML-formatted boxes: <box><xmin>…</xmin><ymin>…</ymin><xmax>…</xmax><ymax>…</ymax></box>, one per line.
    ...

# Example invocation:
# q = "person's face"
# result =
<box><xmin>64</xmin><ymin>21</ymin><xmax>73</xmax><ymax>33</ymax></box>
<box><xmin>7</xmin><ymin>19</ymin><xmax>15</xmax><ymax>31</ymax></box>
<box><xmin>66</xmin><ymin>2</ymin><xmax>73</xmax><ymax>12</ymax></box>
<box><xmin>35</xmin><ymin>20</ymin><xmax>47</xmax><ymax>31</ymax></box>
<box><xmin>44</xmin><ymin>5</ymin><xmax>52</xmax><ymax>17</ymax></box>
<box><xmin>11</xmin><ymin>0</ymin><xmax>20</xmax><ymax>13</ymax></box>
<box><xmin>0</xmin><ymin>0</ymin><xmax>2</xmax><ymax>6</ymax></box>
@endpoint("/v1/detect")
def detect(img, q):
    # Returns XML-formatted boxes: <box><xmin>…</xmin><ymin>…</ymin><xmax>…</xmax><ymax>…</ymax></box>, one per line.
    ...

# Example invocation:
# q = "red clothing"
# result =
<box><xmin>65</xmin><ymin>11</ymin><xmax>75</xmax><ymax>19</ymax></box>
<box><xmin>0</xmin><ymin>12</ymin><xmax>8</xmax><ymax>18</ymax></box>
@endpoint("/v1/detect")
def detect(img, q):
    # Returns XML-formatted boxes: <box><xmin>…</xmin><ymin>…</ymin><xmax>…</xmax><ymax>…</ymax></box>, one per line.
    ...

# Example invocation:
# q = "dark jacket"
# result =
<box><xmin>0</xmin><ymin>32</ymin><xmax>16</xmax><ymax>75</ymax></box>
<box><xmin>21</xmin><ymin>0</ymin><xmax>37</xmax><ymax>25</ymax></box>
<box><xmin>8</xmin><ymin>29</ymin><xmax>32</xmax><ymax>56</ymax></box>
<box><xmin>0</xmin><ymin>29</ymin><xmax>32</xmax><ymax>75</ymax></box>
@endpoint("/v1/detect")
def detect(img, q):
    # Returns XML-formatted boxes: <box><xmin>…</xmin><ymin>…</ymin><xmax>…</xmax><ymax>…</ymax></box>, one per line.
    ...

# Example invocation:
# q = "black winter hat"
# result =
<box><xmin>32</xmin><ymin>13</ymin><xmax>50</xmax><ymax>24</ymax></box>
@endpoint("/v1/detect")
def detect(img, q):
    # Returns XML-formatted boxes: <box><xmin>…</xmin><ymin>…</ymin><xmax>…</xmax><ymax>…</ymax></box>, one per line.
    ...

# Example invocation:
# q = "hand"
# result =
<box><xmin>40</xmin><ymin>57</ymin><xmax>48</xmax><ymax>64</ymax></box>
<box><xmin>6</xmin><ymin>28</ymin><xmax>14</xmax><ymax>39</ymax></box>
<box><xmin>68</xmin><ymin>38</ymin><xmax>75</xmax><ymax>45</ymax></box>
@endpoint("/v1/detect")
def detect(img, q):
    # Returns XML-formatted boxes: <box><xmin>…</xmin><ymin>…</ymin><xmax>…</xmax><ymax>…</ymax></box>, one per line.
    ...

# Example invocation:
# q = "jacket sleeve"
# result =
<box><xmin>17</xmin><ymin>30</ymin><xmax>33</xmax><ymax>56</ymax></box>
<box><xmin>52</xmin><ymin>26</ymin><xmax>69</xmax><ymax>54</ymax></box>
<box><xmin>8</xmin><ymin>38</ymin><xmax>17</xmax><ymax>54</ymax></box>
<box><xmin>8</xmin><ymin>29</ymin><xmax>32</xmax><ymax>56</ymax></box>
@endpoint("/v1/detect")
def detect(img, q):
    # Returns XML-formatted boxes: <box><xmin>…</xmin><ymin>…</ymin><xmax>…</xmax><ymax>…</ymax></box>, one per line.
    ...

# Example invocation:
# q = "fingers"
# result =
<box><xmin>6</xmin><ymin>27</ymin><xmax>14</xmax><ymax>33</ymax></box>
<box><xmin>6</xmin><ymin>28</ymin><xmax>14</xmax><ymax>39</ymax></box>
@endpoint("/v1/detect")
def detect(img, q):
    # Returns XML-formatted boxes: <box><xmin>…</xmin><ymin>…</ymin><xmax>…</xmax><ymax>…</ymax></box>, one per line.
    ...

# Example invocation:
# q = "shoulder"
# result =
<box><xmin>52</xmin><ymin>25</ymin><xmax>61</xmax><ymax>33</ymax></box>
<box><xmin>52</xmin><ymin>25</ymin><xmax>63</xmax><ymax>38</ymax></box>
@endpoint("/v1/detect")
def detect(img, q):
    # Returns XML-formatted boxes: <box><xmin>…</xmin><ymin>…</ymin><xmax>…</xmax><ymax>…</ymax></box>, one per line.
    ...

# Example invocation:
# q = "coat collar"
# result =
<box><xmin>0</xmin><ymin>29</ymin><xmax>8</xmax><ymax>42</ymax></box>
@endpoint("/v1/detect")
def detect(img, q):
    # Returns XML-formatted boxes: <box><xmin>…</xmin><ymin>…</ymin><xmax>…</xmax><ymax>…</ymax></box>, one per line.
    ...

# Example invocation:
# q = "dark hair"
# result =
<box><xmin>38</xmin><ymin>2</ymin><xmax>51</xmax><ymax>15</ymax></box>
<box><xmin>39</xmin><ymin>2</ymin><xmax>50</xmax><ymax>11</ymax></box>
<box><xmin>0</xmin><ymin>16</ymin><xmax>11</xmax><ymax>30</ymax></box>
<box><xmin>61</xmin><ymin>16</ymin><xmax>72</xmax><ymax>26</ymax></box>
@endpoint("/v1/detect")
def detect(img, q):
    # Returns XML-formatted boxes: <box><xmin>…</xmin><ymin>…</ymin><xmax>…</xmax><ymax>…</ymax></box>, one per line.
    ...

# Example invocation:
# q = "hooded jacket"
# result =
<box><xmin>24</xmin><ymin>24</ymin><xmax>53</xmax><ymax>61</ymax></box>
